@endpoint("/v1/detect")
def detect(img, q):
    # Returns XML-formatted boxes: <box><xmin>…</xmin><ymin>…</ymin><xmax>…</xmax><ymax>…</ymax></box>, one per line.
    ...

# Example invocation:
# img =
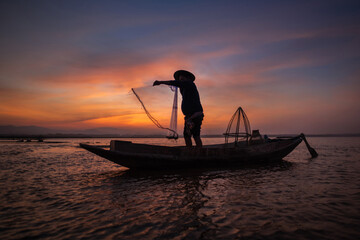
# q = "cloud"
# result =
<box><xmin>0</xmin><ymin>0</ymin><xmax>359</xmax><ymax>134</ymax></box>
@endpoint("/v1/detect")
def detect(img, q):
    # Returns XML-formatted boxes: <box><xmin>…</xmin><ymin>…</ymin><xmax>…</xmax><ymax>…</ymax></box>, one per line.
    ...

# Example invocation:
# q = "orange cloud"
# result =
<box><xmin>1</xmin><ymin>9</ymin><xmax>359</xmax><ymax>135</ymax></box>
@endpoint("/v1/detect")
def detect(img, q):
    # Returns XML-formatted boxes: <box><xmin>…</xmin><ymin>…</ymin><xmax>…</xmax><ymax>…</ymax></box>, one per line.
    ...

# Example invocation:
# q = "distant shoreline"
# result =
<box><xmin>0</xmin><ymin>133</ymin><xmax>359</xmax><ymax>139</ymax></box>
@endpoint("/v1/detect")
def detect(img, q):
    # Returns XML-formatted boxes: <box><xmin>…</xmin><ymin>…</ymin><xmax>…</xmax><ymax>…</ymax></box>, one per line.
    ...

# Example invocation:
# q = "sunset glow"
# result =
<box><xmin>0</xmin><ymin>0</ymin><xmax>359</xmax><ymax>135</ymax></box>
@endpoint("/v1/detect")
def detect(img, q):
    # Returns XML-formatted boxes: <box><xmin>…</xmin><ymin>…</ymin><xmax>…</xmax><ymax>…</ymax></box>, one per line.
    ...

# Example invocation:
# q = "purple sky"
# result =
<box><xmin>0</xmin><ymin>0</ymin><xmax>359</xmax><ymax>134</ymax></box>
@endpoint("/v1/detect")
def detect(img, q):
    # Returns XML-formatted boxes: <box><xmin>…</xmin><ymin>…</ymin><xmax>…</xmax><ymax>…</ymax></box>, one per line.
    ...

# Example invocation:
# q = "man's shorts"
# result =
<box><xmin>184</xmin><ymin>114</ymin><xmax>204</xmax><ymax>138</ymax></box>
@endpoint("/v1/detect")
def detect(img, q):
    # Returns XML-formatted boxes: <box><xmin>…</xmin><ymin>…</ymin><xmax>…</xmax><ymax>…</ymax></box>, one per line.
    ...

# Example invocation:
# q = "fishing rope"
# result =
<box><xmin>131</xmin><ymin>88</ymin><xmax>179</xmax><ymax>139</ymax></box>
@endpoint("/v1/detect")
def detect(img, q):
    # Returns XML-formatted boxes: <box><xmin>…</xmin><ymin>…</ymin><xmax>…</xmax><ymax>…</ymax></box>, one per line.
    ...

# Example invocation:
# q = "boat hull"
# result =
<box><xmin>80</xmin><ymin>137</ymin><xmax>302</xmax><ymax>170</ymax></box>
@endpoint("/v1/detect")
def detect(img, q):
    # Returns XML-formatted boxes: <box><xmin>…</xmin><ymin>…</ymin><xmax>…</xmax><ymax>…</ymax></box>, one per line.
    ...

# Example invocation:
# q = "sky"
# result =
<box><xmin>0</xmin><ymin>0</ymin><xmax>359</xmax><ymax>135</ymax></box>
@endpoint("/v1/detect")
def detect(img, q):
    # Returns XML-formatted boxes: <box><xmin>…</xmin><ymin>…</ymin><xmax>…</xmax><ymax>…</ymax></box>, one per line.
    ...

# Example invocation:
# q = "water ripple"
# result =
<box><xmin>0</xmin><ymin>137</ymin><xmax>359</xmax><ymax>239</ymax></box>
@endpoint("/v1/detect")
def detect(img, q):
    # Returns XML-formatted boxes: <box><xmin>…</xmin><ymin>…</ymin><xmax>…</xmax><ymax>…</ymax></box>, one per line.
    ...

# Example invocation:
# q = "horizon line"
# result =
<box><xmin>1</xmin><ymin>133</ymin><xmax>360</xmax><ymax>139</ymax></box>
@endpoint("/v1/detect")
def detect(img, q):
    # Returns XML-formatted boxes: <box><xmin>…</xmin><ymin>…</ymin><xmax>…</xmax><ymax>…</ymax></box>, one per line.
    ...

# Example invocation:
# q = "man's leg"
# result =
<box><xmin>184</xmin><ymin>136</ymin><xmax>192</xmax><ymax>147</ymax></box>
<box><xmin>192</xmin><ymin>114</ymin><xmax>203</xmax><ymax>148</ymax></box>
<box><xmin>184</xmin><ymin>117</ymin><xmax>193</xmax><ymax>147</ymax></box>
<box><xmin>194</xmin><ymin>136</ymin><xmax>202</xmax><ymax>148</ymax></box>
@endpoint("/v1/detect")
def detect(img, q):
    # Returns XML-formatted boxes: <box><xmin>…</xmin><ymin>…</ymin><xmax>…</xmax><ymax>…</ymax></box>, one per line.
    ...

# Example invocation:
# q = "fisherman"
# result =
<box><xmin>153</xmin><ymin>70</ymin><xmax>204</xmax><ymax>148</ymax></box>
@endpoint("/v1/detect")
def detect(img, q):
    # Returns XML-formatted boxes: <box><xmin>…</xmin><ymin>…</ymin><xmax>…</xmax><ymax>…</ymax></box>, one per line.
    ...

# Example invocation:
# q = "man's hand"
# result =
<box><xmin>153</xmin><ymin>80</ymin><xmax>161</xmax><ymax>86</ymax></box>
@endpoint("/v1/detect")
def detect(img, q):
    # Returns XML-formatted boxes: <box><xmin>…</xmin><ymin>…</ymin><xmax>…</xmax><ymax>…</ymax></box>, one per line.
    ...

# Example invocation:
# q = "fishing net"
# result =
<box><xmin>131</xmin><ymin>85</ymin><xmax>179</xmax><ymax>139</ymax></box>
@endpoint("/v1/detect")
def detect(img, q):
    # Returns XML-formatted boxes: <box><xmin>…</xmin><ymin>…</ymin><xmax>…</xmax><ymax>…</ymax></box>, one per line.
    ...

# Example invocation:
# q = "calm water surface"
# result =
<box><xmin>0</xmin><ymin>137</ymin><xmax>359</xmax><ymax>239</ymax></box>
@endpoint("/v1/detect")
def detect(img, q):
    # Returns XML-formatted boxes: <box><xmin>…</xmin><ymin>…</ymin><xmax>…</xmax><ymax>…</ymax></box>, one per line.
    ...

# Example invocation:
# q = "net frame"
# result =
<box><xmin>223</xmin><ymin>107</ymin><xmax>251</xmax><ymax>145</ymax></box>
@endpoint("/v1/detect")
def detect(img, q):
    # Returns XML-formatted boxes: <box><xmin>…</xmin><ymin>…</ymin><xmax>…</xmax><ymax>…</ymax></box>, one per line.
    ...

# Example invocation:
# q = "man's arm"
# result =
<box><xmin>153</xmin><ymin>80</ymin><xmax>180</xmax><ymax>87</ymax></box>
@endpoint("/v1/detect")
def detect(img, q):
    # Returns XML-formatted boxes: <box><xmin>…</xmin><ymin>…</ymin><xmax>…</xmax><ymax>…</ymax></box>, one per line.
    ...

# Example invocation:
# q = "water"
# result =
<box><xmin>0</xmin><ymin>137</ymin><xmax>359</xmax><ymax>239</ymax></box>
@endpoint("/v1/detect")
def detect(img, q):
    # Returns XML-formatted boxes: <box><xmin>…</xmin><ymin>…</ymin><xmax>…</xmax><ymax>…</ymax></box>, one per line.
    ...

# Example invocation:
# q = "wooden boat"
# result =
<box><xmin>79</xmin><ymin>136</ymin><xmax>304</xmax><ymax>170</ymax></box>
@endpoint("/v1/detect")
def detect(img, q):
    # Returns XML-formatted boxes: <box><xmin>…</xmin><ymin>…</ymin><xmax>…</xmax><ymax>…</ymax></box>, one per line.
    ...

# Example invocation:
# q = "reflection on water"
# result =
<box><xmin>102</xmin><ymin>162</ymin><xmax>294</xmax><ymax>239</ymax></box>
<box><xmin>0</xmin><ymin>137</ymin><xmax>359</xmax><ymax>239</ymax></box>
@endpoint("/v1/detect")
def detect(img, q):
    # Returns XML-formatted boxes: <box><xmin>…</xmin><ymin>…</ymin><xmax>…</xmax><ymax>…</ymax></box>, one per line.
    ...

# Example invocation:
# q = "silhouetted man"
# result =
<box><xmin>153</xmin><ymin>70</ymin><xmax>204</xmax><ymax>148</ymax></box>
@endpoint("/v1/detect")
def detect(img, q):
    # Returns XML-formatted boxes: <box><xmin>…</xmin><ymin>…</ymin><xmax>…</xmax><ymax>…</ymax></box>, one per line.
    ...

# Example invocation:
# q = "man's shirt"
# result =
<box><xmin>168</xmin><ymin>81</ymin><xmax>203</xmax><ymax>117</ymax></box>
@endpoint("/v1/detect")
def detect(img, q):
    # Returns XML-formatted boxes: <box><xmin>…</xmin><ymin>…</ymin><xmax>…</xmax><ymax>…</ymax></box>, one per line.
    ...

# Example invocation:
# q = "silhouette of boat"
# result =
<box><xmin>79</xmin><ymin>136</ymin><xmax>303</xmax><ymax>170</ymax></box>
<box><xmin>80</xmin><ymin>107</ymin><xmax>318</xmax><ymax>169</ymax></box>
